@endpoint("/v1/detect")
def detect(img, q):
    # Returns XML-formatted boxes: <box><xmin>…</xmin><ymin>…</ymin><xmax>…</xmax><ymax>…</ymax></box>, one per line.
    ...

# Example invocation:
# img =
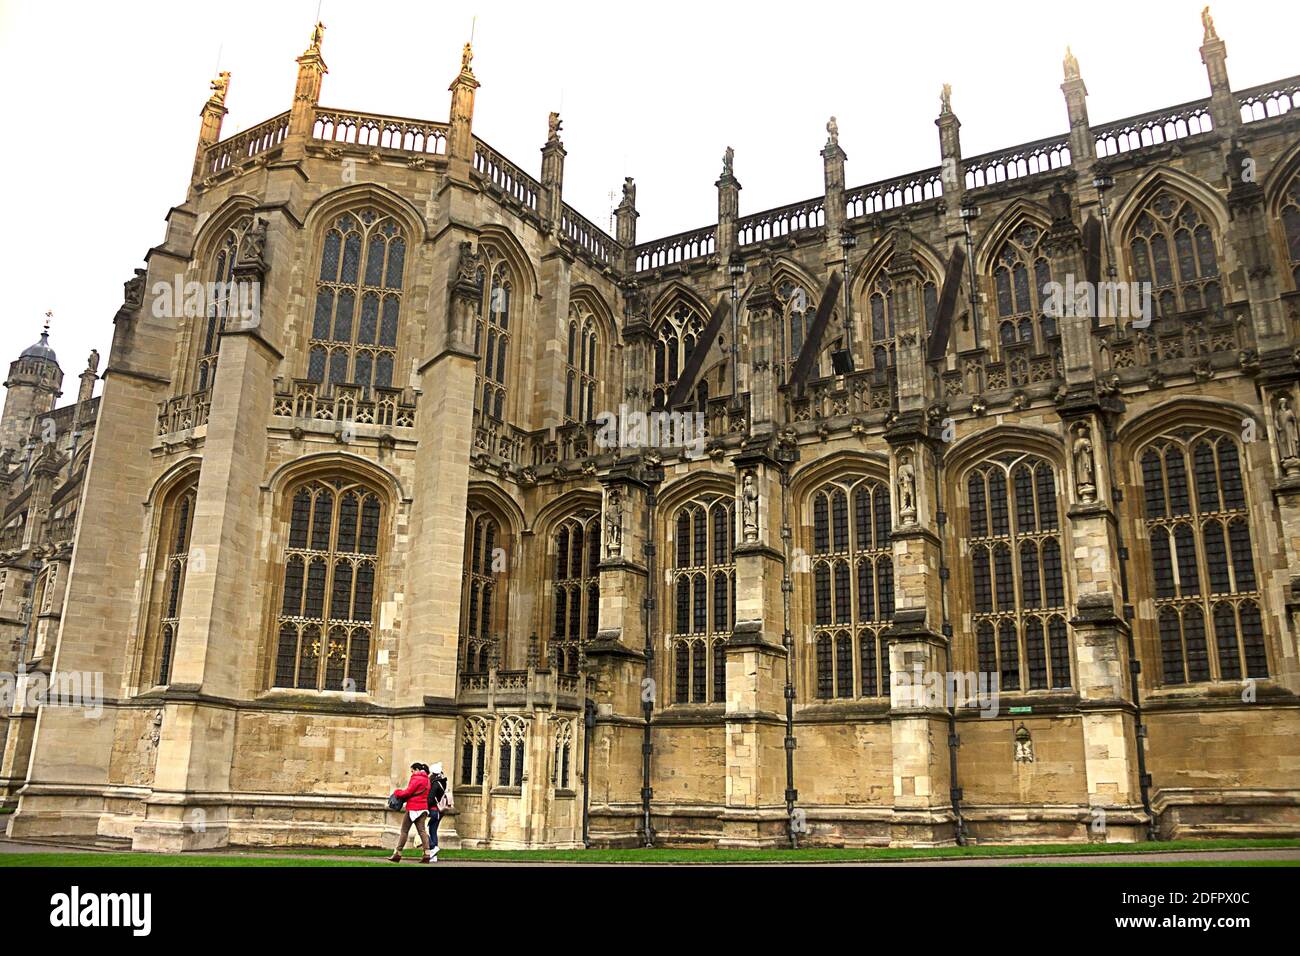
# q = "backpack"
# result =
<box><xmin>432</xmin><ymin>776</ymin><xmax>453</xmax><ymax>813</ymax></box>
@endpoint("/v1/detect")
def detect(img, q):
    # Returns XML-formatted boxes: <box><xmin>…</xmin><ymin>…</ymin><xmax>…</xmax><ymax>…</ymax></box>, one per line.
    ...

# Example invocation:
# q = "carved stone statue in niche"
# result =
<box><xmin>236</xmin><ymin>217</ymin><xmax>269</xmax><ymax>270</ymax></box>
<box><xmin>605</xmin><ymin>490</ymin><xmax>623</xmax><ymax>558</ymax></box>
<box><xmin>456</xmin><ymin>241</ymin><xmax>482</xmax><ymax>286</ymax></box>
<box><xmin>897</xmin><ymin>455</ymin><xmax>917</xmax><ymax>525</ymax></box>
<box><xmin>1072</xmin><ymin>422</ymin><xmax>1097</xmax><ymax>503</ymax></box>
<box><xmin>1276</xmin><ymin>396</ymin><xmax>1300</xmax><ymax>476</ymax></box>
<box><xmin>741</xmin><ymin>471</ymin><xmax>759</xmax><ymax>542</ymax></box>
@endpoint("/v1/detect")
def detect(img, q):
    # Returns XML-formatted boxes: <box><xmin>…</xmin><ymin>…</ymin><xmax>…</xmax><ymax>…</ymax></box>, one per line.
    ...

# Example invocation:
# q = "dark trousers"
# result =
<box><xmin>395</xmin><ymin>811</ymin><xmax>430</xmax><ymax>853</ymax></box>
<box><xmin>428</xmin><ymin>810</ymin><xmax>442</xmax><ymax>848</ymax></box>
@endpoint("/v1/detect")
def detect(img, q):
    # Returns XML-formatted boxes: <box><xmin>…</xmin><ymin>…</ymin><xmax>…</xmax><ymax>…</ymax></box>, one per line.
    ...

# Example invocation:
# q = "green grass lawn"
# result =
<box><xmin>234</xmin><ymin>836</ymin><xmax>1300</xmax><ymax>864</ymax></box>
<box><xmin>2</xmin><ymin>837</ymin><xmax>1297</xmax><ymax>867</ymax></box>
<box><xmin>0</xmin><ymin>852</ymin><xmax>395</xmax><ymax>868</ymax></box>
<box><xmin>1017</xmin><ymin>860</ymin><xmax>1300</xmax><ymax>867</ymax></box>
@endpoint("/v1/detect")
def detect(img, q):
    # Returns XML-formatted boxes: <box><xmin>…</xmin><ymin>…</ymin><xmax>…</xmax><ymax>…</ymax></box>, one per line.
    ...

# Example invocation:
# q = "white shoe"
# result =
<box><xmin>430</xmin><ymin>846</ymin><xmax>440</xmax><ymax>861</ymax></box>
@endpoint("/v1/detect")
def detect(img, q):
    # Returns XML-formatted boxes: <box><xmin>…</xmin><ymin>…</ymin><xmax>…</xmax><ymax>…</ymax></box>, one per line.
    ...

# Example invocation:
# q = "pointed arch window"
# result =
<box><xmin>652</xmin><ymin>302</ymin><xmax>706</xmax><ymax>410</ymax></box>
<box><xmin>966</xmin><ymin>455</ymin><xmax>1071</xmax><ymax>691</ymax></box>
<box><xmin>668</xmin><ymin>495</ymin><xmax>735</xmax><ymax>704</ymax></box>
<box><xmin>991</xmin><ymin>223</ymin><xmax>1057</xmax><ymax>353</ymax></box>
<box><xmin>273</xmin><ymin>478</ymin><xmax>381</xmax><ymax>692</ymax></box>
<box><xmin>552</xmin><ymin>719</ymin><xmax>575</xmax><ymax>789</ymax></box>
<box><xmin>197</xmin><ymin>216</ymin><xmax>251</xmax><ymax>392</ymax></box>
<box><xmin>141</xmin><ymin>479</ymin><xmax>199</xmax><ymax>685</ymax></box>
<box><xmin>309</xmin><ymin>209</ymin><xmax>405</xmax><ymax>392</ymax></box>
<box><xmin>497</xmin><ymin>715</ymin><xmax>527</xmax><ymax>788</ymax></box>
<box><xmin>461</xmin><ymin>509</ymin><xmax>505</xmax><ymax>672</ymax></box>
<box><xmin>1128</xmin><ymin>192</ymin><xmax>1221</xmax><ymax>320</ymax></box>
<box><xmin>775</xmin><ymin>280</ymin><xmax>814</xmax><ymax>383</ymax></box>
<box><xmin>860</xmin><ymin>260</ymin><xmax>939</xmax><ymax>373</ymax></box>
<box><xmin>1281</xmin><ymin>174</ymin><xmax>1300</xmax><ymax>290</ymax></box>
<box><xmin>460</xmin><ymin>716</ymin><xmax>490</xmax><ymax>786</ymax></box>
<box><xmin>1140</xmin><ymin>431</ymin><xmax>1266</xmax><ymax>684</ymax></box>
<box><xmin>551</xmin><ymin>511</ymin><xmax>601</xmax><ymax>674</ymax></box>
<box><xmin>810</xmin><ymin>476</ymin><xmax>893</xmax><ymax>699</ymax></box>
<box><xmin>473</xmin><ymin>253</ymin><xmax>514</xmax><ymax>420</ymax></box>
<box><xmin>565</xmin><ymin>303</ymin><xmax>600</xmax><ymax>423</ymax></box>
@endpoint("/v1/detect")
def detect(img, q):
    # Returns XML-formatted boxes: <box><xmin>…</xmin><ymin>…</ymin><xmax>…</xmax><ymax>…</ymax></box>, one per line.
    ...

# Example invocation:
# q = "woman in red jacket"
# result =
<box><xmin>387</xmin><ymin>763</ymin><xmax>432</xmax><ymax>863</ymax></box>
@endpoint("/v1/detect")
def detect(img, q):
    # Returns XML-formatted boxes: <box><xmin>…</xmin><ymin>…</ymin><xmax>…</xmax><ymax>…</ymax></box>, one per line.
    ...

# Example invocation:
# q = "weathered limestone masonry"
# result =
<box><xmin>6</xmin><ymin>11</ymin><xmax>1300</xmax><ymax>849</ymax></box>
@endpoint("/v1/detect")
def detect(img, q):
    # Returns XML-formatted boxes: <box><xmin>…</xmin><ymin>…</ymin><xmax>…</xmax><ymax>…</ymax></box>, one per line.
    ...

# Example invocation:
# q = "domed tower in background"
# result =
<box><xmin>0</xmin><ymin>321</ymin><xmax>64</xmax><ymax>455</ymax></box>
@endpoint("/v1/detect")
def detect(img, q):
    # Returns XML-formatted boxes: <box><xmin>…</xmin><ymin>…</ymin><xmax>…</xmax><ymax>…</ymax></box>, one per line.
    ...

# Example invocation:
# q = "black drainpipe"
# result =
<box><xmin>581</xmin><ymin>697</ymin><xmax>595</xmax><ymax>847</ymax></box>
<box><xmin>640</xmin><ymin>460</ymin><xmax>663</xmax><ymax>847</ymax></box>
<box><xmin>777</xmin><ymin>442</ymin><xmax>800</xmax><ymax>848</ymax></box>
<box><xmin>933</xmin><ymin>446</ymin><xmax>966</xmax><ymax>845</ymax></box>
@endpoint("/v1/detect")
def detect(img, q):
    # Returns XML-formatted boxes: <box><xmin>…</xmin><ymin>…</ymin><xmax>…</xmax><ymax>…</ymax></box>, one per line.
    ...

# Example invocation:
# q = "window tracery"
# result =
<box><xmin>309</xmin><ymin>209</ymin><xmax>406</xmax><ymax>392</ymax></box>
<box><xmin>273</xmin><ymin>477</ymin><xmax>381</xmax><ymax>692</ymax></box>
<box><xmin>810</xmin><ymin>477</ymin><xmax>893</xmax><ymax>699</ymax></box>
<box><xmin>669</xmin><ymin>495</ymin><xmax>735</xmax><ymax>704</ymax></box>
<box><xmin>1140</xmin><ymin>431</ymin><xmax>1266</xmax><ymax>684</ymax></box>
<box><xmin>966</xmin><ymin>455</ymin><xmax>1071</xmax><ymax>691</ymax></box>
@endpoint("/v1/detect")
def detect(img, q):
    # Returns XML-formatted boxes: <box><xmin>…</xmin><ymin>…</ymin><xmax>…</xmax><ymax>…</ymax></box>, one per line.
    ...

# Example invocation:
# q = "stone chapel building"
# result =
<box><xmin>4</xmin><ymin>11</ymin><xmax>1300</xmax><ymax>850</ymax></box>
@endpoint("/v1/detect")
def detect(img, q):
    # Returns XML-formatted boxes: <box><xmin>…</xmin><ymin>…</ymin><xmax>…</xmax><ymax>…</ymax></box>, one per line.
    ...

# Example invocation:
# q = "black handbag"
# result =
<box><xmin>387</xmin><ymin>794</ymin><xmax>405</xmax><ymax>812</ymax></box>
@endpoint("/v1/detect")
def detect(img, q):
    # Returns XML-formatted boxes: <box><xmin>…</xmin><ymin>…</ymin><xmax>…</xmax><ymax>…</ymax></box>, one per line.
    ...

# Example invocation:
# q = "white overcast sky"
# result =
<box><xmin>0</xmin><ymin>0</ymin><xmax>1295</xmax><ymax>392</ymax></box>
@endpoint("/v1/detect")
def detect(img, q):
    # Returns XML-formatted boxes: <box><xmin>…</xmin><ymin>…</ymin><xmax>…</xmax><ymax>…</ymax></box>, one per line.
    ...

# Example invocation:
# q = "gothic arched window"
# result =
<box><xmin>991</xmin><ymin>223</ymin><xmax>1056</xmax><ymax>352</ymax></box>
<box><xmin>861</xmin><ymin>261</ymin><xmax>939</xmax><ymax>373</ymax></box>
<box><xmin>273</xmin><ymin>477</ymin><xmax>381</xmax><ymax>692</ymax></box>
<box><xmin>966</xmin><ymin>455</ymin><xmax>1070</xmax><ymax>691</ymax></box>
<box><xmin>197</xmin><ymin>216</ymin><xmax>251</xmax><ymax>392</ymax></box>
<box><xmin>552</xmin><ymin>719</ymin><xmax>574</xmax><ymax>789</ymax></box>
<box><xmin>460</xmin><ymin>716</ymin><xmax>490</xmax><ymax>786</ymax></box>
<box><xmin>810</xmin><ymin>477</ymin><xmax>893</xmax><ymax>699</ymax></box>
<box><xmin>153</xmin><ymin>483</ymin><xmax>197</xmax><ymax>685</ymax></box>
<box><xmin>461</xmin><ymin>509</ymin><xmax>504</xmax><ymax>672</ymax></box>
<box><xmin>309</xmin><ymin>209</ymin><xmax>406</xmax><ymax>392</ymax></box>
<box><xmin>669</xmin><ymin>495</ymin><xmax>735</xmax><ymax>704</ymax></box>
<box><xmin>652</xmin><ymin>302</ymin><xmax>706</xmax><ymax>410</ymax></box>
<box><xmin>551</xmin><ymin>511</ymin><xmax>601</xmax><ymax>674</ymax></box>
<box><xmin>1280</xmin><ymin>174</ymin><xmax>1300</xmax><ymax>290</ymax></box>
<box><xmin>1128</xmin><ymin>192</ymin><xmax>1221</xmax><ymax>319</ymax></box>
<box><xmin>1140</xmin><ymin>431</ymin><xmax>1266</xmax><ymax>684</ymax></box>
<box><xmin>565</xmin><ymin>303</ymin><xmax>600</xmax><ymax>423</ymax></box>
<box><xmin>497</xmin><ymin>715</ymin><xmax>527</xmax><ymax>787</ymax></box>
<box><xmin>473</xmin><ymin>253</ymin><xmax>514</xmax><ymax>420</ymax></box>
<box><xmin>775</xmin><ymin>280</ymin><xmax>814</xmax><ymax>383</ymax></box>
